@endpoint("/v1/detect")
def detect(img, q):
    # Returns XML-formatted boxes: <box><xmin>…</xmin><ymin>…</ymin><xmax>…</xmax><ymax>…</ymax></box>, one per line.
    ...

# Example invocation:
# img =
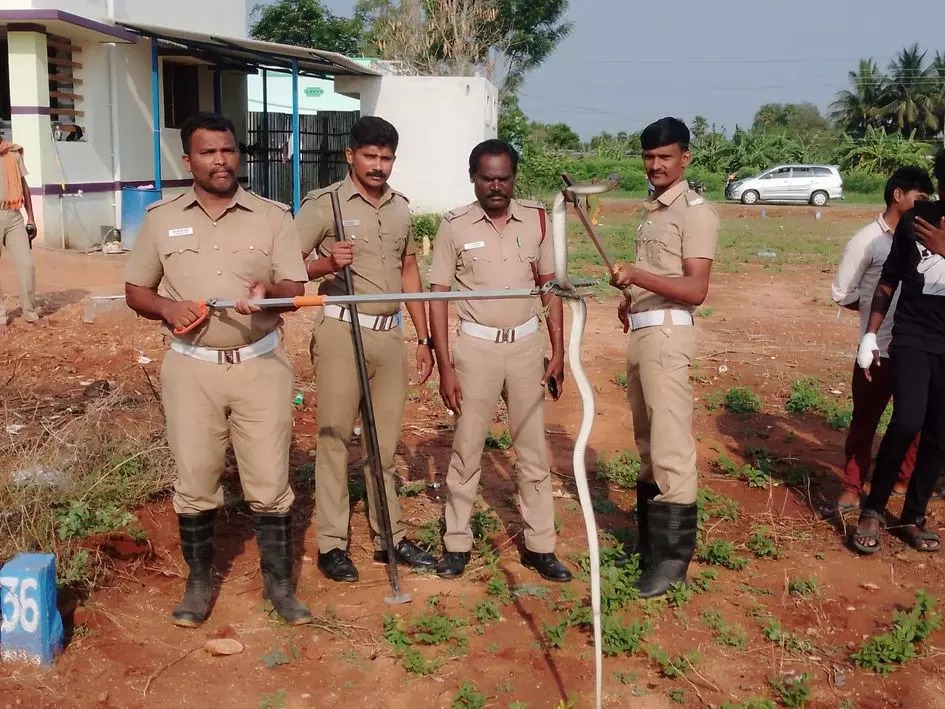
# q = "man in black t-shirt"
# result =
<box><xmin>852</xmin><ymin>150</ymin><xmax>945</xmax><ymax>554</ymax></box>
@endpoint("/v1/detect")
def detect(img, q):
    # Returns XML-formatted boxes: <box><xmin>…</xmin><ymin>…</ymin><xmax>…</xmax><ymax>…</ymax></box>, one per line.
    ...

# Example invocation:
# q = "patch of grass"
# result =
<box><xmin>258</xmin><ymin>689</ymin><xmax>287</xmax><ymax>709</ymax></box>
<box><xmin>702</xmin><ymin>390</ymin><xmax>725</xmax><ymax>411</ymax></box>
<box><xmin>715</xmin><ymin>454</ymin><xmax>770</xmax><ymax>488</ymax></box>
<box><xmin>746</xmin><ymin>527</ymin><xmax>780</xmax><ymax>559</ymax></box>
<box><xmin>383</xmin><ymin>612</ymin><xmax>469</xmax><ymax>676</ymax></box>
<box><xmin>852</xmin><ymin>589</ymin><xmax>942</xmax><ymax>676</ymax></box>
<box><xmin>471</xmin><ymin>508</ymin><xmax>501</xmax><ymax>540</ymax></box>
<box><xmin>452</xmin><ymin>681</ymin><xmax>486</xmax><ymax>709</ymax></box>
<box><xmin>698</xmin><ymin>540</ymin><xmax>749</xmax><ymax>570</ymax></box>
<box><xmin>697</xmin><ymin>488</ymin><xmax>740</xmax><ymax>525</ymax></box>
<box><xmin>612</xmin><ymin>371</ymin><xmax>628</xmax><ymax>390</ymax></box>
<box><xmin>646</xmin><ymin>645</ymin><xmax>700</xmax><ymax>679</ymax></box>
<box><xmin>700</xmin><ymin>609</ymin><xmax>749</xmax><ymax>650</ymax></box>
<box><xmin>826</xmin><ymin>403</ymin><xmax>853</xmax><ymax>430</ymax></box>
<box><xmin>720</xmin><ymin>699</ymin><xmax>777</xmax><ymax>709</ymax></box>
<box><xmin>0</xmin><ymin>388</ymin><xmax>174</xmax><ymax>591</ymax></box>
<box><xmin>695</xmin><ymin>305</ymin><xmax>714</xmax><ymax>318</ymax></box>
<box><xmin>487</xmin><ymin>574</ymin><xmax>513</xmax><ymax>605</ymax></box>
<box><xmin>397</xmin><ymin>481</ymin><xmax>427</xmax><ymax>497</ymax></box>
<box><xmin>785</xmin><ymin>376</ymin><xmax>827</xmax><ymax>414</ymax></box>
<box><xmin>417</xmin><ymin>517</ymin><xmax>445</xmax><ymax>554</ymax></box>
<box><xmin>595</xmin><ymin>450</ymin><xmax>641</xmax><ymax>488</ymax></box>
<box><xmin>668</xmin><ymin>688</ymin><xmax>688</xmax><ymax>704</ymax></box>
<box><xmin>473</xmin><ymin>599</ymin><xmax>501</xmax><ymax>625</ymax></box>
<box><xmin>761</xmin><ymin>619</ymin><xmax>814</xmax><ymax>654</ymax></box>
<box><xmin>260</xmin><ymin>648</ymin><xmax>291</xmax><ymax>668</ymax></box>
<box><xmin>485</xmin><ymin>429</ymin><xmax>513</xmax><ymax>450</ymax></box>
<box><xmin>666</xmin><ymin>582</ymin><xmax>693</xmax><ymax>608</ymax></box>
<box><xmin>724</xmin><ymin>387</ymin><xmax>763</xmax><ymax>414</ymax></box>
<box><xmin>542</xmin><ymin>620</ymin><xmax>567</xmax><ymax>649</ymax></box>
<box><xmin>592</xmin><ymin>498</ymin><xmax>619</xmax><ymax>514</ymax></box>
<box><xmin>513</xmin><ymin>584</ymin><xmax>550</xmax><ymax>600</ymax></box>
<box><xmin>601</xmin><ymin>615</ymin><xmax>650</xmax><ymax>656</ymax></box>
<box><xmin>770</xmin><ymin>673</ymin><xmax>811</xmax><ymax>709</ymax></box>
<box><xmin>690</xmin><ymin>569</ymin><xmax>719</xmax><ymax>593</ymax></box>
<box><xmin>788</xmin><ymin>576</ymin><xmax>819</xmax><ymax>597</ymax></box>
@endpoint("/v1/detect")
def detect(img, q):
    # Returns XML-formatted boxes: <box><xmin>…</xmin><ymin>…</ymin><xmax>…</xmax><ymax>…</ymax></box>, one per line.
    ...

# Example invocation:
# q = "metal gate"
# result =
<box><xmin>245</xmin><ymin>110</ymin><xmax>359</xmax><ymax>206</ymax></box>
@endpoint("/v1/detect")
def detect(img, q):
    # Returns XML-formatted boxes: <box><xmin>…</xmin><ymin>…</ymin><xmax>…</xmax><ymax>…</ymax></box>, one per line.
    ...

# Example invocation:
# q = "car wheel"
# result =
<box><xmin>741</xmin><ymin>190</ymin><xmax>759</xmax><ymax>205</ymax></box>
<box><xmin>810</xmin><ymin>191</ymin><xmax>828</xmax><ymax>207</ymax></box>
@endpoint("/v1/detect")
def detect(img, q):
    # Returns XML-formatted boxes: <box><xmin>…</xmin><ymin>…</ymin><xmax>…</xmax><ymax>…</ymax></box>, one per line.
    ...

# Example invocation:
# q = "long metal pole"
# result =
<box><xmin>291</xmin><ymin>59</ymin><xmax>301</xmax><ymax>213</ymax></box>
<box><xmin>262</xmin><ymin>68</ymin><xmax>270</xmax><ymax>198</ymax></box>
<box><xmin>329</xmin><ymin>191</ymin><xmax>409</xmax><ymax>605</ymax></box>
<box><xmin>150</xmin><ymin>39</ymin><xmax>162</xmax><ymax>189</ymax></box>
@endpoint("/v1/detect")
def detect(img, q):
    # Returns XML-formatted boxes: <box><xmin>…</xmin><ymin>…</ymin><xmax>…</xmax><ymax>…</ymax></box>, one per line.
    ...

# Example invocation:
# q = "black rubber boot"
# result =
<box><xmin>614</xmin><ymin>481</ymin><xmax>660</xmax><ymax>568</ymax></box>
<box><xmin>171</xmin><ymin>510</ymin><xmax>217</xmax><ymax>628</ymax></box>
<box><xmin>634</xmin><ymin>500</ymin><xmax>698</xmax><ymax>599</ymax></box>
<box><xmin>254</xmin><ymin>513</ymin><xmax>313</xmax><ymax>626</ymax></box>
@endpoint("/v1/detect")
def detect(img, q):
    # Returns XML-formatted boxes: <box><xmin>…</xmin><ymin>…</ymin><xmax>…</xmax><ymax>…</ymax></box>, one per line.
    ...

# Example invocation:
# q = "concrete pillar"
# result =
<box><xmin>7</xmin><ymin>29</ymin><xmax>59</xmax><ymax>248</ymax></box>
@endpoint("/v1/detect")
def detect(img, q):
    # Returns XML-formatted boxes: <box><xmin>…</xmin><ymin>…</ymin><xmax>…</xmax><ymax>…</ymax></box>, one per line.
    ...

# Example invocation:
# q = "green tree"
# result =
<box><xmin>250</xmin><ymin>0</ymin><xmax>364</xmax><ymax>55</ymax></box>
<box><xmin>491</xmin><ymin>0</ymin><xmax>572</xmax><ymax>94</ymax></box>
<box><xmin>691</xmin><ymin>115</ymin><xmax>709</xmax><ymax>139</ymax></box>
<box><xmin>830</xmin><ymin>58</ymin><xmax>888</xmax><ymax>137</ymax></box>
<box><xmin>752</xmin><ymin>102</ymin><xmax>831</xmax><ymax>136</ymax></box>
<box><xmin>530</xmin><ymin>121</ymin><xmax>580</xmax><ymax>151</ymax></box>
<box><xmin>882</xmin><ymin>44</ymin><xmax>938</xmax><ymax>138</ymax></box>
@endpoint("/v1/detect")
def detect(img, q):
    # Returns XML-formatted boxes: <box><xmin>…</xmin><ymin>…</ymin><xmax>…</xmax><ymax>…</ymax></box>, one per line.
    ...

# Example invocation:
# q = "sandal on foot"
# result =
<box><xmin>819</xmin><ymin>500</ymin><xmax>860</xmax><ymax>519</ymax></box>
<box><xmin>851</xmin><ymin>510</ymin><xmax>884</xmax><ymax>555</ymax></box>
<box><xmin>898</xmin><ymin>523</ymin><xmax>941</xmax><ymax>552</ymax></box>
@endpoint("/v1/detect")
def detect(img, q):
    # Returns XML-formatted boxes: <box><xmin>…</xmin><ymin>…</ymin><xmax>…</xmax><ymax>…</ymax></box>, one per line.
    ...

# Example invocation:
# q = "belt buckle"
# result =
<box><xmin>495</xmin><ymin>327</ymin><xmax>515</xmax><ymax>344</ymax></box>
<box><xmin>218</xmin><ymin>348</ymin><xmax>241</xmax><ymax>365</ymax></box>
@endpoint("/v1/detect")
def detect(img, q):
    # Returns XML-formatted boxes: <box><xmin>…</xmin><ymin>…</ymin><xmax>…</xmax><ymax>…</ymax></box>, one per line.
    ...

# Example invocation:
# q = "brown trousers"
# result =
<box><xmin>310</xmin><ymin>313</ymin><xmax>408</xmax><ymax>554</ymax></box>
<box><xmin>161</xmin><ymin>347</ymin><xmax>296</xmax><ymax>514</ymax></box>
<box><xmin>626</xmin><ymin>323</ymin><xmax>698</xmax><ymax>505</ymax></box>
<box><xmin>0</xmin><ymin>210</ymin><xmax>36</xmax><ymax>323</ymax></box>
<box><xmin>443</xmin><ymin>331</ymin><xmax>556</xmax><ymax>554</ymax></box>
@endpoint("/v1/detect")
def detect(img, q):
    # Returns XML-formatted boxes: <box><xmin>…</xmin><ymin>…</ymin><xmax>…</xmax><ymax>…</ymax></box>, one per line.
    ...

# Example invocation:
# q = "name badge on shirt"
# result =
<box><xmin>343</xmin><ymin>219</ymin><xmax>360</xmax><ymax>227</ymax></box>
<box><xmin>168</xmin><ymin>227</ymin><xmax>194</xmax><ymax>238</ymax></box>
<box><xmin>463</xmin><ymin>241</ymin><xmax>486</xmax><ymax>251</ymax></box>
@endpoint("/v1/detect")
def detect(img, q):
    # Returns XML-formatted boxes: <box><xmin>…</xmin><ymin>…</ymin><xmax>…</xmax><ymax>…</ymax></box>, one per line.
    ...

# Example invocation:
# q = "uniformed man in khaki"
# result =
<box><xmin>124</xmin><ymin>112</ymin><xmax>313</xmax><ymax>627</ymax></box>
<box><xmin>610</xmin><ymin>117</ymin><xmax>719</xmax><ymax>598</ymax></box>
<box><xmin>0</xmin><ymin>130</ymin><xmax>39</xmax><ymax>332</ymax></box>
<box><xmin>296</xmin><ymin>116</ymin><xmax>436</xmax><ymax>582</ymax></box>
<box><xmin>429</xmin><ymin>139</ymin><xmax>573</xmax><ymax>582</ymax></box>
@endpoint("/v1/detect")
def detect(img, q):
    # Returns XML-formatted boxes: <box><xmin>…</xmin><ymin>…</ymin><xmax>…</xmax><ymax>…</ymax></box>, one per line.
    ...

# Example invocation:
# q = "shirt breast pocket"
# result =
<box><xmin>231</xmin><ymin>241</ymin><xmax>272</xmax><ymax>282</ymax></box>
<box><xmin>461</xmin><ymin>247</ymin><xmax>492</xmax><ymax>283</ymax></box>
<box><xmin>161</xmin><ymin>235</ymin><xmax>201</xmax><ymax>275</ymax></box>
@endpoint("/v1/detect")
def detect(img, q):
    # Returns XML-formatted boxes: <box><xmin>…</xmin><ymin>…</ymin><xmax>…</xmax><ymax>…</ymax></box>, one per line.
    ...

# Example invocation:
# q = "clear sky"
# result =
<box><xmin>253</xmin><ymin>0</ymin><xmax>945</xmax><ymax>139</ymax></box>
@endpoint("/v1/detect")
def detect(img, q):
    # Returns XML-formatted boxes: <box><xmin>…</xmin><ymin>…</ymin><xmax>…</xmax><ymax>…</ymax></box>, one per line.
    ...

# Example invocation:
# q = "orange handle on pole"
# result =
<box><xmin>292</xmin><ymin>295</ymin><xmax>327</xmax><ymax>308</ymax></box>
<box><xmin>172</xmin><ymin>302</ymin><xmax>208</xmax><ymax>335</ymax></box>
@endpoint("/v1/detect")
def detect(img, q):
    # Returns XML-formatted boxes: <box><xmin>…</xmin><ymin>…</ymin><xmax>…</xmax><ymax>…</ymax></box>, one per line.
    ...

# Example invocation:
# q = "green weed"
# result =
<box><xmin>485</xmin><ymin>429</ymin><xmax>513</xmax><ymax>450</ymax></box>
<box><xmin>746</xmin><ymin>527</ymin><xmax>780</xmax><ymax>559</ymax></box>
<box><xmin>452</xmin><ymin>681</ymin><xmax>486</xmax><ymax>709</ymax></box>
<box><xmin>724</xmin><ymin>387</ymin><xmax>763</xmax><ymax>414</ymax></box>
<box><xmin>595</xmin><ymin>450</ymin><xmax>641</xmax><ymax>488</ymax></box>
<box><xmin>770</xmin><ymin>673</ymin><xmax>811</xmax><ymax>709</ymax></box>
<box><xmin>852</xmin><ymin>589</ymin><xmax>942</xmax><ymax>675</ymax></box>
<box><xmin>698</xmin><ymin>540</ymin><xmax>749</xmax><ymax>570</ymax></box>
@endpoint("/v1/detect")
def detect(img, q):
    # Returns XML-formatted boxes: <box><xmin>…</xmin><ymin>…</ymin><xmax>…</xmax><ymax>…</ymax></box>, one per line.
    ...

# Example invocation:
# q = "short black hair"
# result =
<box><xmin>640</xmin><ymin>117</ymin><xmax>690</xmax><ymax>151</ymax></box>
<box><xmin>350</xmin><ymin>116</ymin><xmax>399</xmax><ymax>152</ymax></box>
<box><xmin>468</xmin><ymin>139</ymin><xmax>519</xmax><ymax>176</ymax></box>
<box><xmin>934</xmin><ymin>149</ymin><xmax>945</xmax><ymax>190</ymax></box>
<box><xmin>180</xmin><ymin>112</ymin><xmax>236</xmax><ymax>155</ymax></box>
<box><xmin>884</xmin><ymin>166</ymin><xmax>935</xmax><ymax>206</ymax></box>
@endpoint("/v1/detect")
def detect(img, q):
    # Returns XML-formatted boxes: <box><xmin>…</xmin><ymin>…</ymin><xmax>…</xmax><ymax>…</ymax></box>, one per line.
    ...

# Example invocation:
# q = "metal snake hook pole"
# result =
<box><xmin>552</xmin><ymin>175</ymin><xmax>618</xmax><ymax>709</ymax></box>
<box><xmin>329</xmin><ymin>191</ymin><xmax>410</xmax><ymax>605</ymax></box>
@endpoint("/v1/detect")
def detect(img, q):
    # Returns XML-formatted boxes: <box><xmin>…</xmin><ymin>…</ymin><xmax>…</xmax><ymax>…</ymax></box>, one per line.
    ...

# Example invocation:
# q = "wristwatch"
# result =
<box><xmin>417</xmin><ymin>337</ymin><xmax>432</xmax><ymax>347</ymax></box>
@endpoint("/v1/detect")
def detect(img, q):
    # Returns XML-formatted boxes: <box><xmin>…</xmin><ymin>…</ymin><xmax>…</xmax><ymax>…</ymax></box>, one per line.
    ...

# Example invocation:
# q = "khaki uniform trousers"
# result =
<box><xmin>443</xmin><ymin>331</ymin><xmax>556</xmax><ymax>554</ymax></box>
<box><xmin>310</xmin><ymin>313</ymin><xmax>407</xmax><ymax>554</ymax></box>
<box><xmin>626</xmin><ymin>322</ymin><xmax>698</xmax><ymax>504</ymax></box>
<box><xmin>161</xmin><ymin>347</ymin><xmax>295</xmax><ymax>514</ymax></box>
<box><xmin>0</xmin><ymin>210</ymin><xmax>36</xmax><ymax>323</ymax></box>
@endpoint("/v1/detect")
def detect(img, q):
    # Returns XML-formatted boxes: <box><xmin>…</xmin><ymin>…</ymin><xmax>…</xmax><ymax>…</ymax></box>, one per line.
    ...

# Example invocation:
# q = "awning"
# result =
<box><xmin>0</xmin><ymin>9</ymin><xmax>138</xmax><ymax>43</ymax></box>
<box><xmin>114</xmin><ymin>21</ymin><xmax>380</xmax><ymax>78</ymax></box>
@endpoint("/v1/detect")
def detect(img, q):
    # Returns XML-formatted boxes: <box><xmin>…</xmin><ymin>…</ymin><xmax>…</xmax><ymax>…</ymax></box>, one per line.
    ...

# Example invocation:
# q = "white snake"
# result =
<box><xmin>551</xmin><ymin>179</ymin><xmax>616</xmax><ymax>709</ymax></box>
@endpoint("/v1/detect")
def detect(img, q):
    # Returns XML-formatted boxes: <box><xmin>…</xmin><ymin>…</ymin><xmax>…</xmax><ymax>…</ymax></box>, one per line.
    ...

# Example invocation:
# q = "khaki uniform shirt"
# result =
<box><xmin>429</xmin><ymin>199</ymin><xmax>552</xmax><ymax>329</ymax></box>
<box><xmin>295</xmin><ymin>174</ymin><xmax>414</xmax><ymax>317</ymax></box>
<box><xmin>0</xmin><ymin>151</ymin><xmax>28</xmax><ymax>209</ymax></box>
<box><xmin>631</xmin><ymin>180</ymin><xmax>719</xmax><ymax>314</ymax></box>
<box><xmin>124</xmin><ymin>186</ymin><xmax>308</xmax><ymax>349</ymax></box>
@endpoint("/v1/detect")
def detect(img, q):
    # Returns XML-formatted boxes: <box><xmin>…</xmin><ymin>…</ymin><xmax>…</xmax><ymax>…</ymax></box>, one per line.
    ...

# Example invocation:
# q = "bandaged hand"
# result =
<box><xmin>856</xmin><ymin>333</ymin><xmax>879</xmax><ymax>375</ymax></box>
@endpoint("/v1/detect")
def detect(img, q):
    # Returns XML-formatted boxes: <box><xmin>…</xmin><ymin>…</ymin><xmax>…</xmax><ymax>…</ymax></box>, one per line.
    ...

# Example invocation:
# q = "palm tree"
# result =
<box><xmin>882</xmin><ymin>44</ymin><xmax>937</xmax><ymax>139</ymax></box>
<box><xmin>830</xmin><ymin>59</ymin><xmax>887</xmax><ymax>137</ymax></box>
<box><xmin>930</xmin><ymin>51</ymin><xmax>945</xmax><ymax>139</ymax></box>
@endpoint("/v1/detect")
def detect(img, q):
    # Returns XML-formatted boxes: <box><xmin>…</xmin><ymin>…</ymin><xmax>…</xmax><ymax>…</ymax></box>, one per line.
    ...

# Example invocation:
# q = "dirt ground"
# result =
<box><xmin>2</xmin><ymin>205</ymin><xmax>945</xmax><ymax>709</ymax></box>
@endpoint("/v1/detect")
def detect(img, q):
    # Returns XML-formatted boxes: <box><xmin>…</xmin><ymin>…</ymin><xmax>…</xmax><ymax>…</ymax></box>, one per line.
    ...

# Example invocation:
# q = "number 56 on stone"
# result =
<box><xmin>1</xmin><ymin>553</ymin><xmax>64</xmax><ymax>666</ymax></box>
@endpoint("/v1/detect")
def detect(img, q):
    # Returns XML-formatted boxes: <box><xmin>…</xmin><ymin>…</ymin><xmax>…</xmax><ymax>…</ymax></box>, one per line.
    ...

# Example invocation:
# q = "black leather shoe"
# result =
<box><xmin>373</xmin><ymin>539</ymin><xmax>437</xmax><ymax>569</ymax></box>
<box><xmin>435</xmin><ymin>551</ymin><xmax>471</xmax><ymax>579</ymax></box>
<box><xmin>521</xmin><ymin>550</ymin><xmax>573</xmax><ymax>582</ymax></box>
<box><xmin>318</xmin><ymin>548</ymin><xmax>359</xmax><ymax>583</ymax></box>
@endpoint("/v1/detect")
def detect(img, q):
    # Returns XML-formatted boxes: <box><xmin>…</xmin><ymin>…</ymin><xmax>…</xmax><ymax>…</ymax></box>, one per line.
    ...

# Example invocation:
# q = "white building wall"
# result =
<box><xmin>0</xmin><ymin>0</ymin><xmax>249</xmax><ymax>38</ymax></box>
<box><xmin>336</xmin><ymin>75</ymin><xmax>498</xmax><ymax>214</ymax></box>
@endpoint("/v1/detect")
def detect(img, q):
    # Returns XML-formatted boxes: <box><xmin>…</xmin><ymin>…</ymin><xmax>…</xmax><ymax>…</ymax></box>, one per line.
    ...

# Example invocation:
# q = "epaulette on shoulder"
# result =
<box><xmin>301</xmin><ymin>182</ymin><xmax>342</xmax><ymax>204</ymax></box>
<box><xmin>443</xmin><ymin>204</ymin><xmax>474</xmax><ymax>222</ymax></box>
<box><xmin>684</xmin><ymin>191</ymin><xmax>706</xmax><ymax>207</ymax></box>
<box><xmin>249</xmin><ymin>191</ymin><xmax>291</xmax><ymax>212</ymax></box>
<box><xmin>145</xmin><ymin>192</ymin><xmax>186</xmax><ymax>212</ymax></box>
<box><xmin>389</xmin><ymin>187</ymin><xmax>410</xmax><ymax>204</ymax></box>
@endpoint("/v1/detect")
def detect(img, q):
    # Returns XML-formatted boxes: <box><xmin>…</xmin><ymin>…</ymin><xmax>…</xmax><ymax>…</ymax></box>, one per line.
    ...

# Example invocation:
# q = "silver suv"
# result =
<box><xmin>725</xmin><ymin>165</ymin><xmax>843</xmax><ymax>206</ymax></box>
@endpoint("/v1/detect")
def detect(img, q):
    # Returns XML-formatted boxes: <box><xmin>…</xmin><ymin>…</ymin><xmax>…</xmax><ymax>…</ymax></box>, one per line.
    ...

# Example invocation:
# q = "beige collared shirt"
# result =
<box><xmin>295</xmin><ymin>174</ymin><xmax>415</xmax><ymax>317</ymax></box>
<box><xmin>124</xmin><ymin>186</ymin><xmax>308</xmax><ymax>349</ymax></box>
<box><xmin>429</xmin><ymin>199</ymin><xmax>552</xmax><ymax>328</ymax></box>
<box><xmin>631</xmin><ymin>180</ymin><xmax>719</xmax><ymax>313</ymax></box>
<box><xmin>831</xmin><ymin>215</ymin><xmax>899</xmax><ymax>358</ymax></box>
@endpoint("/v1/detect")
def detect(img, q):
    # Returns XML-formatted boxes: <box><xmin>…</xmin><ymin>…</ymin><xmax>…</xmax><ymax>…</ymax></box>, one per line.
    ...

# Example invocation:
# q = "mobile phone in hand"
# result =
<box><xmin>543</xmin><ymin>357</ymin><xmax>560</xmax><ymax>400</ymax></box>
